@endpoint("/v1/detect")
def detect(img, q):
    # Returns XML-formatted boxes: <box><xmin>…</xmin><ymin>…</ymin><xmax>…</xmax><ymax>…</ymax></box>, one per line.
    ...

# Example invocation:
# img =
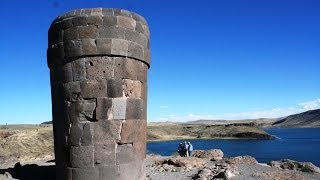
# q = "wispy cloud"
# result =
<box><xmin>151</xmin><ymin>98</ymin><xmax>320</xmax><ymax>122</ymax></box>
<box><xmin>159</xmin><ymin>105</ymin><xmax>169</xmax><ymax>109</ymax></box>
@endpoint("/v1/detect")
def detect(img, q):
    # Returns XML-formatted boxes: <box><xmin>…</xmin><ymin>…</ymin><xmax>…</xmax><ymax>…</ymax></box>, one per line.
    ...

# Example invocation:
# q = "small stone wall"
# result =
<box><xmin>47</xmin><ymin>8</ymin><xmax>150</xmax><ymax>180</ymax></box>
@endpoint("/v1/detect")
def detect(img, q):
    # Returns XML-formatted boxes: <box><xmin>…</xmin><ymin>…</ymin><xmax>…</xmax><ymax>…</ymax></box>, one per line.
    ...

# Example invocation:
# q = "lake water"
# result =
<box><xmin>147</xmin><ymin>128</ymin><xmax>320</xmax><ymax>166</ymax></box>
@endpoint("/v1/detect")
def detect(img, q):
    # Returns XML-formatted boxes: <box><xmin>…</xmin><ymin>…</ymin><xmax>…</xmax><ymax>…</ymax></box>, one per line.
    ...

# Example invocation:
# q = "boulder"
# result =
<box><xmin>226</xmin><ymin>155</ymin><xmax>258</xmax><ymax>165</ymax></box>
<box><xmin>153</xmin><ymin>156</ymin><xmax>206</xmax><ymax>172</ymax></box>
<box><xmin>193</xmin><ymin>162</ymin><xmax>239</xmax><ymax>180</ymax></box>
<box><xmin>192</xmin><ymin>149</ymin><xmax>224</xmax><ymax>161</ymax></box>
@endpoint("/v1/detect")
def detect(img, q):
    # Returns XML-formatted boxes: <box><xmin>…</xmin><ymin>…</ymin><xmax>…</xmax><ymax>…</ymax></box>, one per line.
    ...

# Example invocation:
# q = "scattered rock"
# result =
<box><xmin>252</xmin><ymin>171</ymin><xmax>305</xmax><ymax>180</ymax></box>
<box><xmin>192</xmin><ymin>162</ymin><xmax>239</xmax><ymax>180</ymax></box>
<box><xmin>153</xmin><ymin>156</ymin><xmax>206</xmax><ymax>172</ymax></box>
<box><xmin>192</xmin><ymin>149</ymin><xmax>224</xmax><ymax>161</ymax></box>
<box><xmin>268</xmin><ymin>159</ymin><xmax>320</xmax><ymax>174</ymax></box>
<box><xmin>226</xmin><ymin>155</ymin><xmax>258</xmax><ymax>165</ymax></box>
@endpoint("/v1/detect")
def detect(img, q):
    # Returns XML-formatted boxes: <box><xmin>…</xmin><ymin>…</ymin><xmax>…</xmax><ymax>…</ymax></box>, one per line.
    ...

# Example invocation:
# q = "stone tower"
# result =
<box><xmin>47</xmin><ymin>8</ymin><xmax>150</xmax><ymax>180</ymax></box>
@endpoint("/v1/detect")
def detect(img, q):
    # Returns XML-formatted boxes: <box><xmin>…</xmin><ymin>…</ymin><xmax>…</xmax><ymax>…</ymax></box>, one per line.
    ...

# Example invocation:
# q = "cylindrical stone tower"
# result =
<box><xmin>47</xmin><ymin>8</ymin><xmax>150</xmax><ymax>180</ymax></box>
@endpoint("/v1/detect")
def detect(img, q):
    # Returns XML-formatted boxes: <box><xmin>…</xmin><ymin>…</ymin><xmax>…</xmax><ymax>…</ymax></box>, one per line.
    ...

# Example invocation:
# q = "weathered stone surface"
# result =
<box><xmin>117</xmin><ymin>16</ymin><xmax>136</xmax><ymax>30</ymax></box>
<box><xmin>81</xmin><ymin>39</ymin><xmax>97</xmax><ymax>55</ymax></box>
<box><xmin>133</xmin><ymin>140</ymin><xmax>146</xmax><ymax>160</ymax></box>
<box><xmin>71</xmin><ymin>58</ymin><xmax>86</xmax><ymax>81</ymax></box>
<box><xmin>128</xmin><ymin>42</ymin><xmax>144</xmax><ymax>60</ymax></box>
<box><xmin>137</xmin><ymin>61</ymin><xmax>148</xmax><ymax>83</ymax></box>
<box><xmin>70</xmin><ymin>145</ymin><xmax>94</xmax><ymax>168</ymax></box>
<box><xmin>122</xmin><ymin>79</ymin><xmax>142</xmax><ymax>98</ymax></box>
<box><xmin>120</xmin><ymin>120</ymin><xmax>146</xmax><ymax>144</ymax></box>
<box><xmin>111</xmin><ymin>39</ymin><xmax>128</xmax><ymax>56</ymax></box>
<box><xmin>63</xmin><ymin>81</ymin><xmax>81</xmax><ymax>101</ymax></box>
<box><xmin>116</xmin><ymin>144</ymin><xmax>134</xmax><ymax>165</ymax></box>
<box><xmin>111</xmin><ymin>98</ymin><xmax>127</xmax><ymax>120</ymax></box>
<box><xmin>91</xmin><ymin>8</ymin><xmax>103</xmax><ymax>16</ymax></box>
<box><xmin>99</xmin><ymin>26</ymin><xmax>125</xmax><ymax>39</ymax></box>
<box><xmin>69</xmin><ymin>122</ymin><xmax>84</xmax><ymax>146</ymax></box>
<box><xmin>119</xmin><ymin>161</ymin><xmax>144</xmax><ymax>180</ymax></box>
<box><xmin>81</xmin><ymin>122</ymin><xmax>94</xmax><ymax>146</ymax></box>
<box><xmin>131</xmin><ymin>13</ymin><xmax>147</xmax><ymax>25</ymax></box>
<box><xmin>68</xmin><ymin>99</ymin><xmax>96</xmax><ymax>123</ymax></box>
<box><xmin>102</xmin><ymin>16</ymin><xmax>117</xmax><ymax>27</ymax></box>
<box><xmin>134</xmin><ymin>21</ymin><xmax>144</xmax><ymax>34</ymax></box>
<box><xmin>72</xmin><ymin>16</ymin><xmax>88</xmax><ymax>26</ymax></box>
<box><xmin>61</xmin><ymin>62</ymin><xmax>73</xmax><ymax>82</ymax></box>
<box><xmin>78</xmin><ymin>25</ymin><xmax>98</xmax><ymax>39</ymax></box>
<box><xmin>141</xmin><ymin>82</ymin><xmax>147</xmax><ymax>103</ymax></box>
<box><xmin>96</xmin><ymin>38</ymin><xmax>112</xmax><ymax>54</ymax></box>
<box><xmin>94</xmin><ymin>144</ymin><xmax>117</xmax><ymax>166</ymax></box>
<box><xmin>80</xmin><ymin>79</ymin><xmax>107</xmax><ymax>98</ymax></box>
<box><xmin>102</xmin><ymin>8</ymin><xmax>114</xmax><ymax>16</ymax></box>
<box><xmin>61</xmin><ymin>18</ymin><xmax>73</xmax><ymax>29</ymax></box>
<box><xmin>63</xmin><ymin>27</ymin><xmax>79</xmax><ymax>41</ymax></box>
<box><xmin>124</xmin><ymin>29</ymin><xmax>147</xmax><ymax>48</ymax></box>
<box><xmin>114</xmin><ymin>57</ymin><xmax>138</xmax><ymax>80</ymax></box>
<box><xmin>86</xmin><ymin>15</ymin><xmax>103</xmax><ymax>26</ymax></box>
<box><xmin>126</xmin><ymin>98</ymin><xmax>144</xmax><ymax>119</ymax></box>
<box><xmin>70</xmin><ymin>167</ymin><xmax>98</xmax><ymax>180</ymax></box>
<box><xmin>85</xmin><ymin>56</ymin><xmax>114</xmax><ymax>80</ymax></box>
<box><xmin>95</xmin><ymin>97</ymin><xmax>112</xmax><ymax>120</ymax></box>
<box><xmin>64</xmin><ymin>40</ymin><xmax>82</xmax><ymax>57</ymax></box>
<box><xmin>98</xmin><ymin>165</ymin><xmax>120</xmax><ymax>180</ymax></box>
<box><xmin>107</xmin><ymin>79</ymin><xmax>123</xmax><ymax>98</ymax></box>
<box><xmin>93</xmin><ymin>120</ymin><xmax>123</xmax><ymax>144</ymax></box>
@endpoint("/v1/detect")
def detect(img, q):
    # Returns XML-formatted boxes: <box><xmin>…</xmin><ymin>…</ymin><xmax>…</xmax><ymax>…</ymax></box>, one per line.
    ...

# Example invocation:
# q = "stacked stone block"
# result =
<box><xmin>47</xmin><ymin>8</ymin><xmax>150</xmax><ymax>180</ymax></box>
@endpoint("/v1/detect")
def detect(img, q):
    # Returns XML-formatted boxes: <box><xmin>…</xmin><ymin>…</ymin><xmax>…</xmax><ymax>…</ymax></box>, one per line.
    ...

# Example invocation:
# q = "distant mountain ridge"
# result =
<box><xmin>273</xmin><ymin>109</ymin><xmax>320</xmax><ymax>128</ymax></box>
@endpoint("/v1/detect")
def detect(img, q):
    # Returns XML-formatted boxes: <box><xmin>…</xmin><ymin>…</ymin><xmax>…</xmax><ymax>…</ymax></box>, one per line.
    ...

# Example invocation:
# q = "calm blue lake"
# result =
<box><xmin>147</xmin><ymin>128</ymin><xmax>320</xmax><ymax>166</ymax></box>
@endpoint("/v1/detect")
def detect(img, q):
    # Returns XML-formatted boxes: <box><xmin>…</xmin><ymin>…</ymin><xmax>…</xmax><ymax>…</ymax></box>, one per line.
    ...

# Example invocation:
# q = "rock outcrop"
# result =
<box><xmin>268</xmin><ymin>159</ymin><xmax>320</xmax><ymax>174</ymax></box>
<box><xmin>192</xmin><ymin>149</ymin><xmax>224</xmax><ymax>161</ymax></box>
<box><xmin>192</xmin><ymin>162</ymin><xmax>239</xmax><ymax>180</ymax></box>
<box><xmin>150</xmin><ymin>155</ymin><xmax>206</xmax><ymax>172</ymax></box>
<box><xmin>225</xmin><ymin>155</ymin><xmax>258</xmax><ymax>165</ymax></box>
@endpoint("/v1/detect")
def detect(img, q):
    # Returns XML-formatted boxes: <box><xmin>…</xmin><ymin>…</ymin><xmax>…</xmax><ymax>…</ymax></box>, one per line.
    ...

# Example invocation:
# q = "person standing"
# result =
<box><xmin>177</xmin><ymin>143</ymin><xmax>184</xmax><ymax>157</ymax></box>
<box><xmin>187</xmin><ymin>142</ymin><xmax>193</xmax><ymax>157</ymax></box>
<box><xmin>184</xmin><ymin>141</ymin><xmax>189</xmax><ymax>157</ymax></box>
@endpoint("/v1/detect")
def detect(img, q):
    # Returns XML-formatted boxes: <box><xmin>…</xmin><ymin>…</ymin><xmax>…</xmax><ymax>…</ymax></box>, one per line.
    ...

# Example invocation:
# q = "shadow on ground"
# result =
<box><xmin>0</xmin><ymin>163</ymin><xmax>55</xmax><ymax>180</ymax></box>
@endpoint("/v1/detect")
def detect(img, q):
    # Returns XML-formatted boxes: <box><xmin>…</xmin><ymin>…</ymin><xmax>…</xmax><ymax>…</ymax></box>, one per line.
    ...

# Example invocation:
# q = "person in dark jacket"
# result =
<box><xmin>177</xmin><ymin>143</ymin><xmax>185</xmax><ymax>157</ymax></box>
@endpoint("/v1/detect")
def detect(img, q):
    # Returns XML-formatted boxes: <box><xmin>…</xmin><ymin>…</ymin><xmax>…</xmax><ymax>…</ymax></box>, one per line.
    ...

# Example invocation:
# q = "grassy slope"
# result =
<box><xmin>147</xmin><ymin>122</ymin><xmax>274</xmax><ymax>141</ymax></box>
<box><xmin>0</xmin><ymin>125</ymin><xmax>54</xmax><ymax>165</ymax></box>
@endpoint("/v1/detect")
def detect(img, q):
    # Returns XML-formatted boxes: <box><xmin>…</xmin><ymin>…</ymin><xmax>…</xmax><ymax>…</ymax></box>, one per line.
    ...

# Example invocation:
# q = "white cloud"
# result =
<box><xmin>151</xmin><ymin>98</ymin><xmax>320</xmax><ymax>122</ymax></box>
<box><xmin>299</xmin><ymin>99</ymin><xmax>320</xmax><ymax>111</ymax></box>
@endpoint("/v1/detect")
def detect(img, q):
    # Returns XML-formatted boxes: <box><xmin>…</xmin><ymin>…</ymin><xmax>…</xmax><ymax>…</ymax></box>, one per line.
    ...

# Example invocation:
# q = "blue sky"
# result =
<box><xmin>0</xmin><ymin>0</ymin><xmax>319</xmax><ymax>124</ymax></box>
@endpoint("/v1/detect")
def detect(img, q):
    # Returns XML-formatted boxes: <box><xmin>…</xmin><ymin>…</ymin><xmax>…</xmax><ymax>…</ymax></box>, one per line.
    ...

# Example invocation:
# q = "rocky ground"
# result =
<box><xmin>1</xmin><ymin>149</ymin><xmax>320</xmax><ymax>180</ymax></box>
<box><xmin>145</xmin><ymin>150</ymin><xmax>320</xmax><ymax>180</ymax></box>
